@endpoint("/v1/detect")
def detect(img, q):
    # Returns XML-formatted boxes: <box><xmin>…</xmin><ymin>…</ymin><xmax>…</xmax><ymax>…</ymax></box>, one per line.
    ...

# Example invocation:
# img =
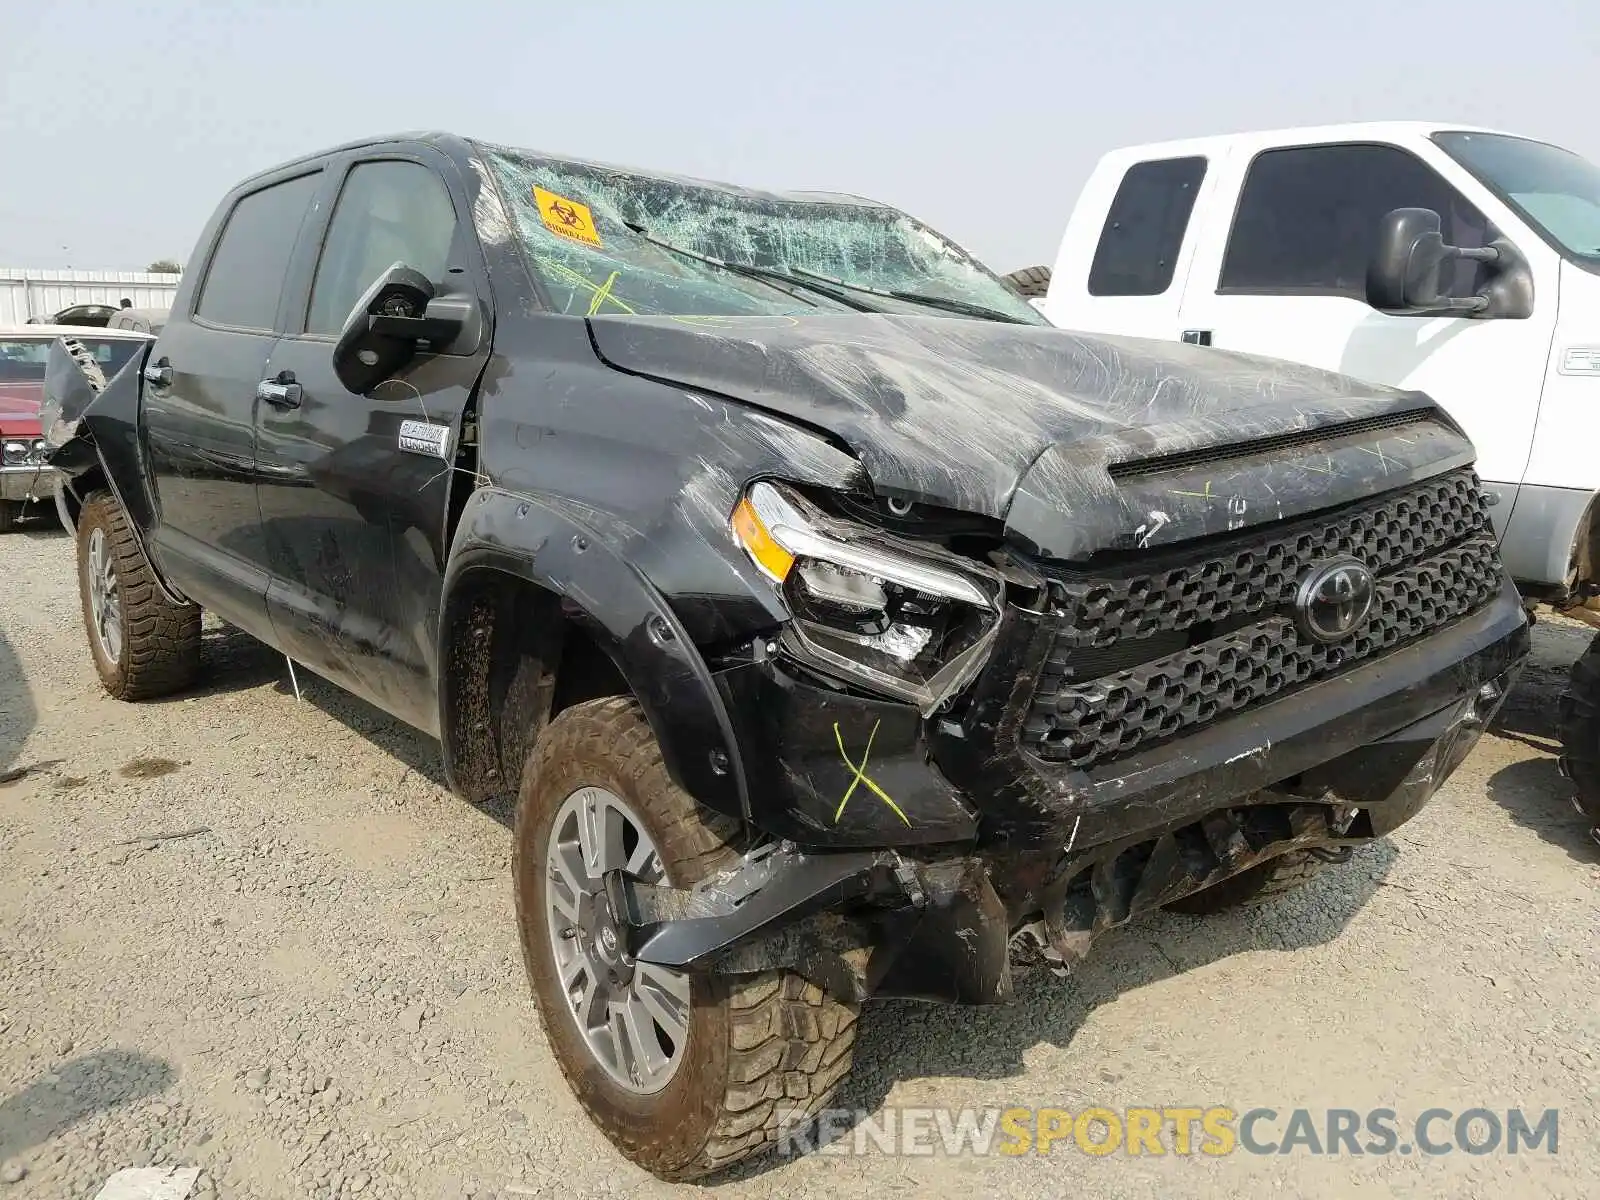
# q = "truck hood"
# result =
<box><xmin>586</xmin><ymin>314</ymin><xmax>1474</xmax><ymax>559</ymax></box>
<box><xmin>0</xmin><ymin>381</ymin><xmax>43</xmax><ymax>437</ymax></box>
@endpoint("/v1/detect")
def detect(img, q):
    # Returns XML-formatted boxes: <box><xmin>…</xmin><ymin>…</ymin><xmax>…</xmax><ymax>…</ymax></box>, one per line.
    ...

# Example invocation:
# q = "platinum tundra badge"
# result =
<box><xmin>397</xmin><ymin>419</ymin><xmax>451</xmax><ymax>460</ymax></box>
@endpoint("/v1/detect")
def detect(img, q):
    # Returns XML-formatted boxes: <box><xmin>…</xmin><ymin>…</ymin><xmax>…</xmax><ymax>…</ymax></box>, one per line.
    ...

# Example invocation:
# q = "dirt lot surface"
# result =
<box><xmin>1</xmin><ymin>519</ymin><xmax>1597</xmax><ymax>1199</ymax></box>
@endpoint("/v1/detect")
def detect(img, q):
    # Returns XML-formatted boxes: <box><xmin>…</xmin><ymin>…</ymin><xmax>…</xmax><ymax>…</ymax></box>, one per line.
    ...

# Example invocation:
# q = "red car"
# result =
<box><xmin>0</xmin><ymin>324</ymin><xmax>152</xmax><ymax>531</ymax></box>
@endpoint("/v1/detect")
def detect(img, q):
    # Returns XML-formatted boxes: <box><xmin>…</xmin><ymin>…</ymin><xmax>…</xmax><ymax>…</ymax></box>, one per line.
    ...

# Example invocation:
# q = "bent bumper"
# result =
<box><xmin>665</xmin><ymin>578</ymin><xmax>1528</xmax><ymax>1004</ymax></box>
<box><xmin>0</xmin><ymin>464</ymin><xmax>58</xmax><ymax>505</ymax></box>
<box><xmin>720</xmin><ymin>577</ymin><xmax>1529</xmax><ymax>853</ymax></box>
<box><xmin>1007</xmin><ymin>577</ymin><xmax>1530</xmax><ymax>852</ymax></box>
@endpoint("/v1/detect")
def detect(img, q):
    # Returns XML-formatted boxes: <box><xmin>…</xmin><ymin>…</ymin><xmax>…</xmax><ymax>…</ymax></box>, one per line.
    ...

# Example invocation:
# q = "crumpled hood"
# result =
<box><xmin>587</xmin><ymin>314</ymin><xmax>1474</xmax><ymax>559</ymax></box>
<box><xmin>0</xmin><ymin>382</ymin><xmax>43</xmax><ymax>437</ymax></box>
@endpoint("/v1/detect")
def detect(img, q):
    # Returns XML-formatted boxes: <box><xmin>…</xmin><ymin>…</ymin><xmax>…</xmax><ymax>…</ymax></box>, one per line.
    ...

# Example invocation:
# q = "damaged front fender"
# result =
<box><xmin>441</xmin><ymin>485</ymin><xmax>753</xmax><ymax>821</ymax></box>
<box><xmin>40</xmin><ymin>337</ymin><xmax>184</xmax><ymax>604</ymax></box>
<box><xmin>41</xmin><ymin>336</ymin><xmax>159</xmax><ymax>524</ymax></box>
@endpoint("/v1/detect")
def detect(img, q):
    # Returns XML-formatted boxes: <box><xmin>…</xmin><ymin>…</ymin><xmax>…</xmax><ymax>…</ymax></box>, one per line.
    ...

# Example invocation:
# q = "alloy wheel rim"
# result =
<box><xmin>544</xmin><ymin>785</ymin><xmax>691</xmax><ymax>1094</ymax></box>
<box><xmin>86</xmin><ymin>527</ymin><xmax>123</xmax><ymax>664</ymax></box>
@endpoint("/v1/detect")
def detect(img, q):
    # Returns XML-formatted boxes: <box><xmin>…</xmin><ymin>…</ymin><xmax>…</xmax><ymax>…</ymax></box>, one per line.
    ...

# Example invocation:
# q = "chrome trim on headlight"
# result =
<box><xmin>732</xmin><ymin>480</ymin><xmax>1004</xmax><ymax>714</ymax></box>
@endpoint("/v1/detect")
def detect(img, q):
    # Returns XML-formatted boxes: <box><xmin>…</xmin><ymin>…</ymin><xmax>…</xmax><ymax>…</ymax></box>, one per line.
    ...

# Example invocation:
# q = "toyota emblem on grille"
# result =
<box><xmin>1295</xmin><ymin>558</ymin><xmax>1375</xmax><ymax>643</ymax></box>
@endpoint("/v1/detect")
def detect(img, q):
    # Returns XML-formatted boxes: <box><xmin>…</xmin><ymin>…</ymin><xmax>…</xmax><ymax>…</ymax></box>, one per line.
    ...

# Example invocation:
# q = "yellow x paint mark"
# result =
<box><xmin>833</xmin><ymin>720</ymin><xmax>910</xmax><ymax>827</ymax></box>
<box><xmin>585</xmin><ymin>270</ymin><xmax>620</xmax><ymax>317</ymax></box>
<box><xmin>533</xmin><ymin>255</ymin><xmax>638</xmax><ymax>316</ymax></box>
<box><xmin>1302</xmin><ymin>456</ymin><xmax>1336</xmax><ymax>476</ymax></box>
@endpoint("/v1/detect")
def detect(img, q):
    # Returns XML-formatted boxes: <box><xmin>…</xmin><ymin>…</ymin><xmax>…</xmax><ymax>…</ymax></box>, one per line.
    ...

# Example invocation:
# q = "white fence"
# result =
<box><xmin>0</xmin><ymin>269</ymin><xmax>181</xmax><ymax>326</ymax></box>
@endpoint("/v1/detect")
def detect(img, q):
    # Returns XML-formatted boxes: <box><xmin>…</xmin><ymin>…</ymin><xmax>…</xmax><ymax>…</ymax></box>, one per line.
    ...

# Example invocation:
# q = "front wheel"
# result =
<box><xmin>0</xmin><ymin>500</ymin><xmax>21</xmax><ymax>534</ymax></box>
<box><xmin>75</xmin><ymin>491</ymin><xmax>201</xmax><ymax>700</ymax></box>
<box><xmin>513</xmin><ymin>697</ymin><xmax>859</xmax><ymax>1180</ymax></box>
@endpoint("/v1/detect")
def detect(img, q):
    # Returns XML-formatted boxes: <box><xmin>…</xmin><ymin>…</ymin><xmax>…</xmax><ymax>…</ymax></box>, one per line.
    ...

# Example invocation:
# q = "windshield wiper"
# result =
<box><xmin>784</xmin><ymin>266</ymin><xmax>1032</xmax><ymax>324</ymax></box>
<box><xmin>622</xmin><ymin>223</ymin><xmax>876</xmax><ymax>312</ymax></box>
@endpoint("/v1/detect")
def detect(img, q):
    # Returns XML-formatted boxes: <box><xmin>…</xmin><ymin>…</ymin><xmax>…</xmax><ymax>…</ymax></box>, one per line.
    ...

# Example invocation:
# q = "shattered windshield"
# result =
<box><xmin>481</xmin><ymin>147</ymin><xmax>1045</xmax><ymax>324</ymax></box>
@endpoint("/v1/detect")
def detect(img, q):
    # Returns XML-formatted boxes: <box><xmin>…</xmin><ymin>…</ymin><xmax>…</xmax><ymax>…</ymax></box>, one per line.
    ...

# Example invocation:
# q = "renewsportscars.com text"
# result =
<box><xmin>776</xmin><ymin>1106</ymin><xmax>1560</xmax><ymax>1158</ymax></box>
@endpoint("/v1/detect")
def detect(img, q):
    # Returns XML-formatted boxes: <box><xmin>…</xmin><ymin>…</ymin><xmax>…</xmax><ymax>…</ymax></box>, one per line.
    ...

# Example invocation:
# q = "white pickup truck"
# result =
<box><xmin>1015</xmin><ymin>121</ymin><xmax>1600</xmax><ymax>839</ymax></box>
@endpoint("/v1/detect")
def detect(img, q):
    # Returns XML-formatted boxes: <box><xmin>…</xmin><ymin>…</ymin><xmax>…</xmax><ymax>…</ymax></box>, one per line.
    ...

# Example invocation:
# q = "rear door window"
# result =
<box><xmin>194</xmin><ymin>172</ymin><xmax>322</xmax><ymax>331</ymax></box>
<box><xmin>1088</xmin><ymin>156</ymin><xmax>1208</xmax><ymax>297</ymax></box>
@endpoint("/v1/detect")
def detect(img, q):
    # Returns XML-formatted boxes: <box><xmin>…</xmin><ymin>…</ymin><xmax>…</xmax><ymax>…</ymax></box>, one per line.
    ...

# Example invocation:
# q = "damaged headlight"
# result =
<box><xmin>2</xmin><ymin>440</ymin><xmax>33</xmax><ymax>465</ymax></box>
<box><xmin>732</xmin><ymin>481</ymin><xmax>1003</xmax><ymax>713</ymax></box>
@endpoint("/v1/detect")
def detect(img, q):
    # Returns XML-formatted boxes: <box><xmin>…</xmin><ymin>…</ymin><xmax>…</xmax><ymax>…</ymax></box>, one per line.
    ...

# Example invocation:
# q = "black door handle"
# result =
<box><xmin>257</xmin><ymin>372</ymin><xmax>303</xmax><ymax>410</ymax></box>
<box><xmin>142</xmin><ymin>358</ymin><xmax>172</xmax><ymax>387</ymax></box>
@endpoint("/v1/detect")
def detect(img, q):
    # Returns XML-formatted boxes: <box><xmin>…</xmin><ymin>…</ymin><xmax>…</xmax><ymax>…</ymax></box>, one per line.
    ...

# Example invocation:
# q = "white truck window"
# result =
<box><xmin>1087</xmin><ymin>156</ymin><xmax>1207</xmax><ymax>297</ymax></box>
<box><xmin>1219</xmin><ymin>144</ymin><xmax>1491</xmax><ymax>299</ymax></box>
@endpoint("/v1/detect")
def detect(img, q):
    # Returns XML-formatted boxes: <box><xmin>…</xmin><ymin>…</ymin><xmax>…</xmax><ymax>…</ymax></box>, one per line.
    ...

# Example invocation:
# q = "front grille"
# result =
<box><xmin>1023</xmin><ymin>469</ymin><xmax>1502</xmax><ymax>770</ymax></box>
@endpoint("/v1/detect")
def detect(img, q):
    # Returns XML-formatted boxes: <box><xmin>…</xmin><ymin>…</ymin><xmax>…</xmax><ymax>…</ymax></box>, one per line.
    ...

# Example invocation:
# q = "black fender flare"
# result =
<box><xmin>43</xmin><ymin>338</ymin><xmax>189</xmax><ymax>606</ymax></box>
<box><xmin>438</xmin><ymin>486</ymin><xmax>750</xmax><ymax>822</ymax></box>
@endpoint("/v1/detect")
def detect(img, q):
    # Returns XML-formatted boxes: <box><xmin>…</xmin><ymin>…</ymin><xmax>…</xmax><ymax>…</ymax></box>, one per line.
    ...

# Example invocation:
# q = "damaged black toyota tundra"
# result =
<box><xmin>41</xmin><ymin>133</ymin><xmax>1529</xmax><ymax>1179</ymax></box>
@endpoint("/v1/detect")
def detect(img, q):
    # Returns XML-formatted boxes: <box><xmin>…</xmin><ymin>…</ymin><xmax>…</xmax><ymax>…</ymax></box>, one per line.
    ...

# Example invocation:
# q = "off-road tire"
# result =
<box><xmin>1164</xmin><ymin>847</ymin><xmax>1353</xmax><ymax>915</ymax></box>
<box><xmin>1004</xmin><ymin>265</ymin><xmax>1052</xmax><ymax>297</ymax></box>
<box><xmin>76</xmin><ymin>491</ymin><xmax>201</xmax><ymax>700</ymax></box>
<box><xmin>1557</xmin><ymin>632</ymin><xmax>1600</xmax><ymax>839</ymax></box>
<box><xmin>0</xmin><ymin>500</ymin><xmax>21</xmax><ymax>533</ymax></box>
<box><xmin>513</xmin><ymin>697</ymin><xmax>859</xmax><ymax>1180</ymax></box>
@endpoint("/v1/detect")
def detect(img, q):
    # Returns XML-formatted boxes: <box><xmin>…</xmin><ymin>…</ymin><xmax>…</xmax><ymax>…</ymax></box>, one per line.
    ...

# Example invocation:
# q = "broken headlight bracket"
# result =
<box><xmin>603</xmin><ymin>841</ymin><xmax>911</xmax><ymax>969</ymax></box>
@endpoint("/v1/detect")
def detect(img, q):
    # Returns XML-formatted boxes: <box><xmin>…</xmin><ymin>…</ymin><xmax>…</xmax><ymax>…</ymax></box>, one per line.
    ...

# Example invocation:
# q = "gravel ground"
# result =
<box><xmin>1</xmin><ymin>518</ymin><xmax>1596</xmax><ymax>1199</ymax></box>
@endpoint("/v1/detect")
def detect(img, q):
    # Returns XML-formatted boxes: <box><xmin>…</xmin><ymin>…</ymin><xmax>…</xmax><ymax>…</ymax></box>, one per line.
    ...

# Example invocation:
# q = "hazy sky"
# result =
<box><xmin>3</xmin><ymin>0</ymin><xmax>1596</xmax><ymax>273</ymax></box>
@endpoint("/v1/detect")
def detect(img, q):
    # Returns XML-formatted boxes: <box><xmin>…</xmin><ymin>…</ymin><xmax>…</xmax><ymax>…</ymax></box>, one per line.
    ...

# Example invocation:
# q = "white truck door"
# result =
<box><xmin>1174</xmin><ymin>138</ymin><xmax>1559</xmax><ymax>499</ymax></box>
<box><xmin>1043</xmin><ymin>150</ymin><xmax>1219</xmax><ymax>340</ymax></box>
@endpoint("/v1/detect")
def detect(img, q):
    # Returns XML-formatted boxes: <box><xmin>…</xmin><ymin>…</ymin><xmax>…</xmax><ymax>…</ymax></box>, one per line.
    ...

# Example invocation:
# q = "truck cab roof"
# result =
<box><xmin>230</xmin><ymin>130</ymin><xmax>899</xmax><ymax>214</ymax></box>
<box><xmin>1096</xmin><ymin>120</ymin><xmax>1517</xmax><ymax>165</ymax></box>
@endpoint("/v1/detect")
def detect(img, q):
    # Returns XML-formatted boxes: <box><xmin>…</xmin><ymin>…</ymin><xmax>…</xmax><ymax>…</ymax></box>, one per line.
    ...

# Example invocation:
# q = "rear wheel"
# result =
<box><xmin>1557</xmin><ymin>632</ymin><xmax>1600</xmax><ymax>842</ymax></box>
<box><xmin>1164</xmin><ymin>847</ymin><xmax>1353</xmax><ymax>915</ymax></box>
<box><xmin>75</xmin><ymin>491</ymin><xmax>201</xmax><ymax>700</ymax></box>
<box><xmin>514</xmin><ymin>697</ymin><xmax>858</xmax><ymax>1180</ymax></box>
<box><xmin>1004</xmin><ymin>265</ymin><xmax>1052</xmax><ymax>298</ymax></box>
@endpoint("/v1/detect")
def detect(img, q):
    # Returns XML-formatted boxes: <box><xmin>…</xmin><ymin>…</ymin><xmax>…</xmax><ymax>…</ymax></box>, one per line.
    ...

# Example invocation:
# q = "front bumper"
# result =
<box><xmin>622</xmin><ymin>642</ymin><xmax>1521</xmax><ymax>1004</ymax></box>
<box><xmin>0</xmin><ymin>464</ymin><xmax>58</xmax><ymax>504</ymax></box>
<box><xmin>956</xmin><ymin>576</ymin><xmax>1530</xmax><ymax>855</ymax></box>
<box><xmin>656</xmin><ymin>576</ymin><xmax>1528</xmax><ymax>1005</ymax></box>
<box><xmin>719</xmin><ymin>577</ymin><xmax>1529</xmax><ymax>853</ymax></box>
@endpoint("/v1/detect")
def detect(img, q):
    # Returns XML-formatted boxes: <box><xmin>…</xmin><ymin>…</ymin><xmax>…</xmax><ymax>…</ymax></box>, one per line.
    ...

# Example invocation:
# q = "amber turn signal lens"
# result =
<box><xmin>732</xmin><ymin>496</ymin><xmax>795</xmax><ymax>582</ymax></box>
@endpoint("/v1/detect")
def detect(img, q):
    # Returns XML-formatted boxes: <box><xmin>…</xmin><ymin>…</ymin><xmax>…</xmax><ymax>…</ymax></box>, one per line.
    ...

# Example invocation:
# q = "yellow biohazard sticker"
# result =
<box><xmin>533</xmin><ymin>186</ymin><xmax>603</xmax><ymax>248</ymax></box>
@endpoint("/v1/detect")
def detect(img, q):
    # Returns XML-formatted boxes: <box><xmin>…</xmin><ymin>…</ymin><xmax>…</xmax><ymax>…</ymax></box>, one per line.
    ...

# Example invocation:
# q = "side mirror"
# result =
<box><xmin>1366</xmin><ymin>207</ymin><xmax>1533</xmax><ymax>319</ymax></box>
<box><xmin>331</xmin><ymin>262</ymin><xmax>472</xmax><ymax>394</ymax></box>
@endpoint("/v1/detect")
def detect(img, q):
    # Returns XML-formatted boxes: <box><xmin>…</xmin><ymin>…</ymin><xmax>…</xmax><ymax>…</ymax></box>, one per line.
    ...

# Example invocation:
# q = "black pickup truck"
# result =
<box><xmin>41</xmin><ymin>133</ymin><xmax>1529</xmax><ymax>1180</ymax></box>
